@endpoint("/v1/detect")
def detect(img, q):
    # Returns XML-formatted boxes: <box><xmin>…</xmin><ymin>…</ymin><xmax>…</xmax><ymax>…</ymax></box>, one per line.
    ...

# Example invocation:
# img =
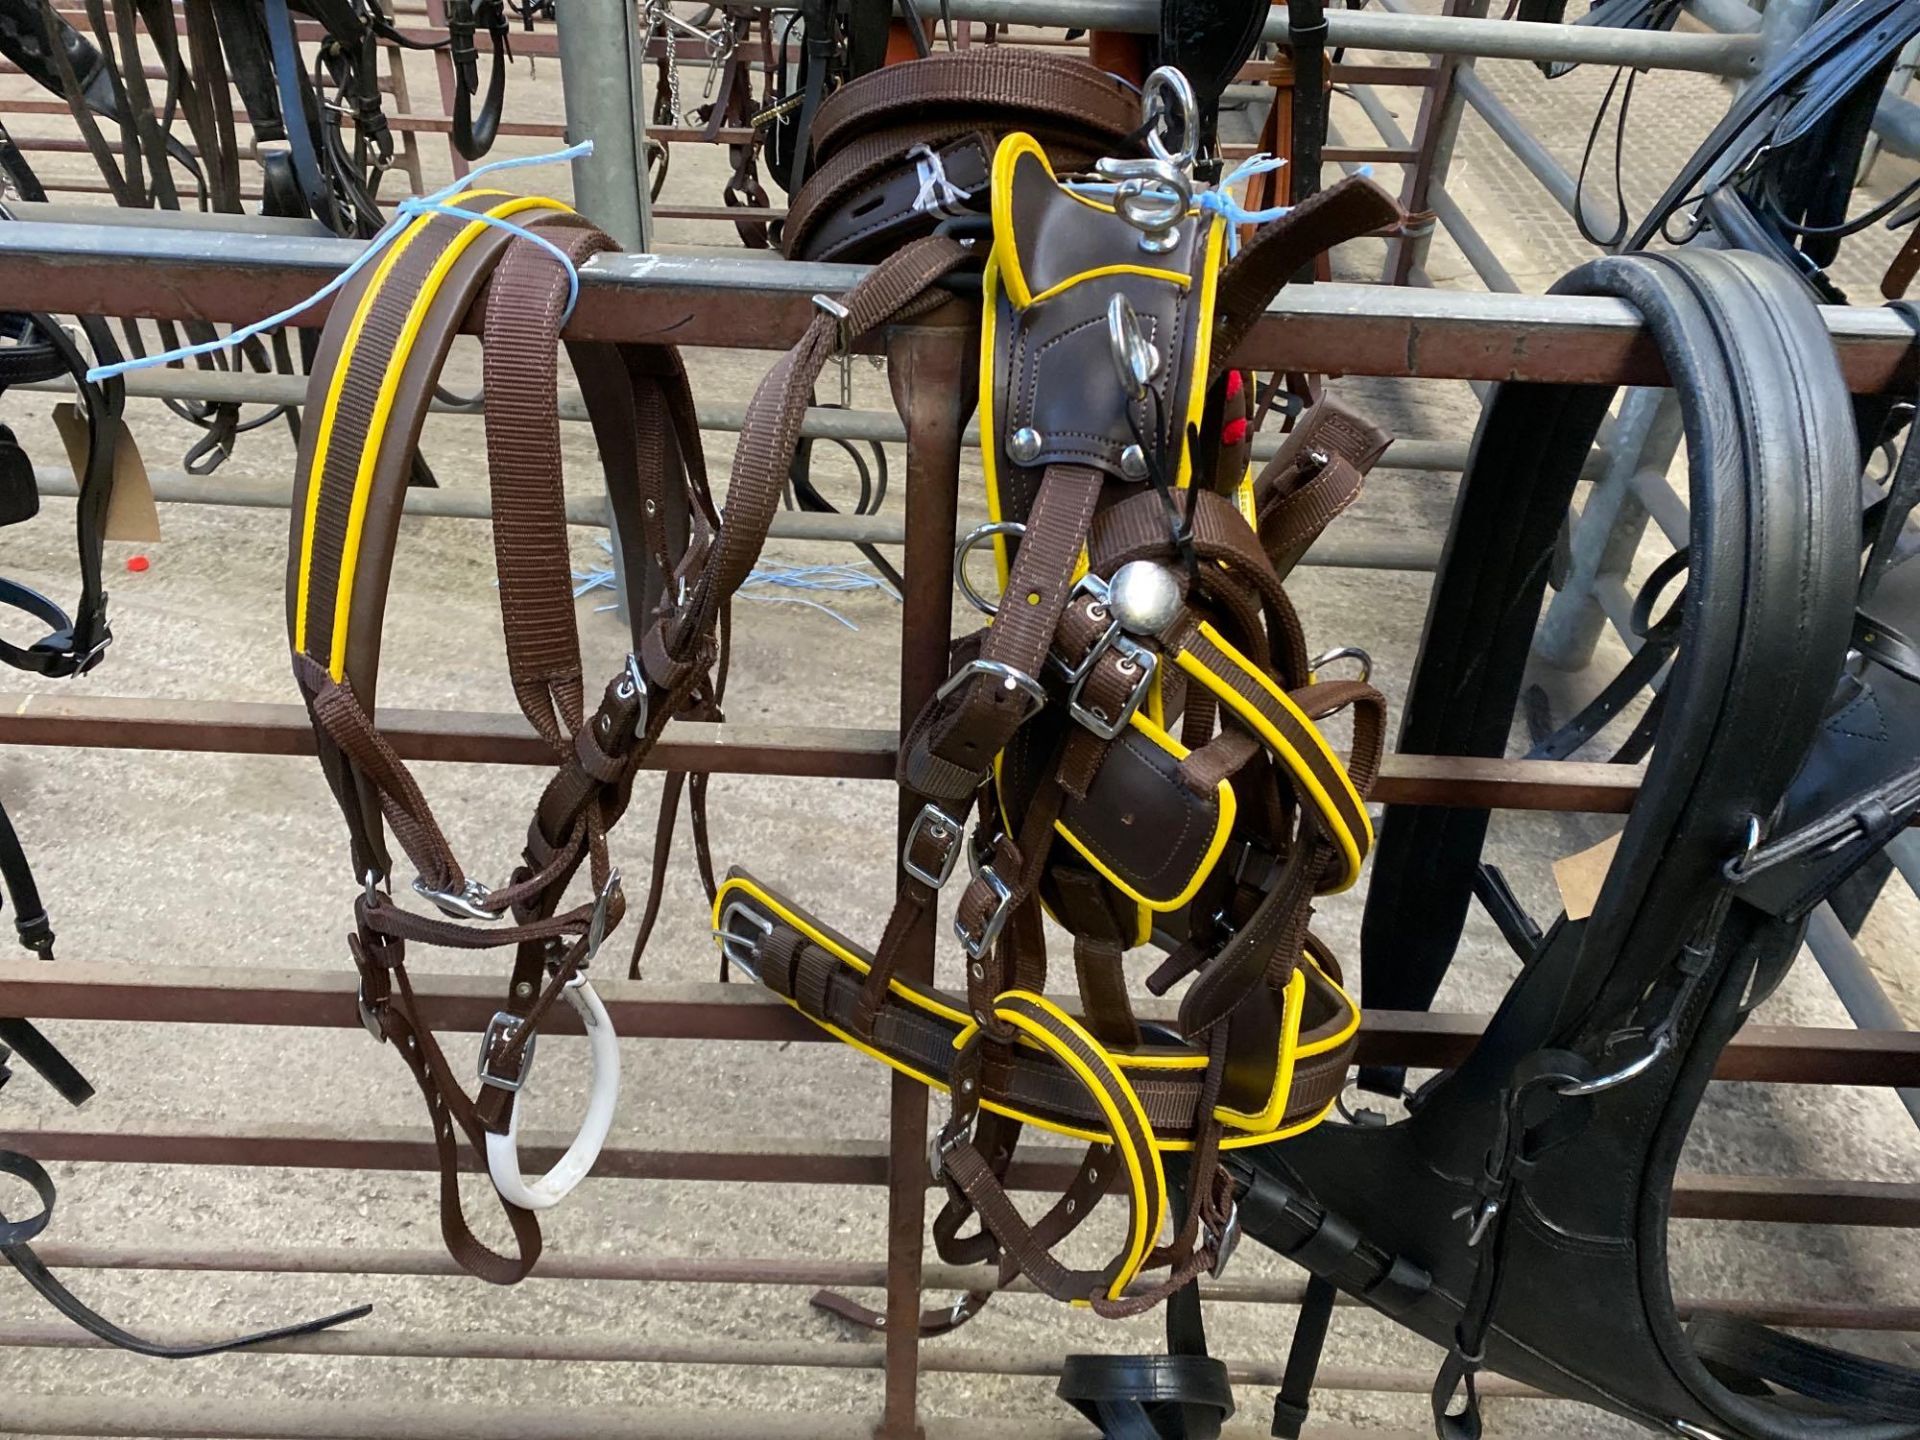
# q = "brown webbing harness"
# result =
<box><xmin>712</xmin><ymin>52</ymin><xmax>1406</xmax><ymax>1329</ymax></box>
<box><xmin>287</xmin><ymin>192</ymin><xmax>723</xmax><ymax>1283</ymax></box>
<box><xmin>287</xmin><ymin>185</ymin><xmax>969</xmax><ymax>1281</ymax></box>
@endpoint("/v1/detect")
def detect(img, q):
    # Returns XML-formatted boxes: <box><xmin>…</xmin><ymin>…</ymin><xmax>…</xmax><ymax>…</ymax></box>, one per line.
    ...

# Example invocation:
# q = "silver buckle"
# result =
<box><xmin>903</xmin><ymin>804</ymin><xmax>966</xmax><ymax>889</ymax></box>
<box><xmin>612</xmin><ymin>653</ymin><xmax>650</xmax><ymax>738</ymax></box>
<box><xmin>1068</xmin><ymin>637</ymin><xmax>1157</xmax><ymax>740</ymax></box>
<box><xmin>413</xmin><ymin>876</ymin><xmax>499</xmax><ymax>922</ymax></box>
<box><xmin>1206</xmin><ymin>1200</ymin><xmax>1241</xmax><ymax>1279</ymax></box>
<box><xmin>954</xmin><ymin>865</ymin><xmax>1015</xmax><ymax>960</ymax></box>
<box><xmin>712</xmin><ymin>900</ymin><xmax>774</xmax><ymax>982</ymax></box>
<box><xmin>1050</xmin><ymin>574</ymin><xmax>1122</xmax><ymax>685</ymax></box>
<box><xmin>478</xmin><ymin>1011</ymin><xmax>535</xmax><ymax>1093</ymax></box>
<box><xmin>811</xmin><ymin>293</ymin><xmax>853</xmax><ymax>359</ymax></box>
<box><xmin>936</xmin><ymin>657</ymin><xmax>1048</xmax><ymax>722</ymax></box>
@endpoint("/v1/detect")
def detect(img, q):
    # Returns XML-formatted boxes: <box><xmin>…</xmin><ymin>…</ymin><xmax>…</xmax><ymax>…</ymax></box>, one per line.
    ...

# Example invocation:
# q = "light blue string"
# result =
<box><xmin>85</xmin><ymin>140</ymin><xmax>596</xmax><ymax>384</ymax></box>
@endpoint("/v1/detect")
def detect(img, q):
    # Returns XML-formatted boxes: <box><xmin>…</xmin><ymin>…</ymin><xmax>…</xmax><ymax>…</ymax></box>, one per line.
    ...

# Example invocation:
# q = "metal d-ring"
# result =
<box><xmin>1107</xmin><ymin>294</ymin><xmax>1159</xmax><ymax>403</ymax></box>
<box><xmin>953</xmin><ymin>520</ymin><xmax>1027</xmax><ymax>616</ymax></box>
<box><xmin>1141</xmin><ymin>66</ymin><xmax>1199</xmax><ymax>174</ymax></box>
<box><xmin>1309</xmin><ymin>645</ymin><xmax>1373</xmax><ymax>684</ymax></box>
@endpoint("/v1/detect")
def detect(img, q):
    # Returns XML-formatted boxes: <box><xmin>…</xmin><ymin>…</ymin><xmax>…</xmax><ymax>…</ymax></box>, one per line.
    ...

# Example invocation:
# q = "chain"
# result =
<box><xmin>664</xmin><ymin>18</ymin><xmax>682</xmax><ymax>128</ymax></box>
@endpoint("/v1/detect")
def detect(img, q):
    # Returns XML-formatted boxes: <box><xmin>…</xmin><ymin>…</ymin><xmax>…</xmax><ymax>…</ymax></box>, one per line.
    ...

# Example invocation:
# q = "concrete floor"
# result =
<box><xmin>1</xmin><ymin>8</ymin><xmax>1920</xmax><ymax>1439</ymax></box>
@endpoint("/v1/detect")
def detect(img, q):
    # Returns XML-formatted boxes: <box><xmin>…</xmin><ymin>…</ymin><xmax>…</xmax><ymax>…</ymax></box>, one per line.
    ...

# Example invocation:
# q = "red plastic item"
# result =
<box><xmin>125</xmin><ymin>555</ymin><xmax>149</xmax><ymax>573</ymax></box>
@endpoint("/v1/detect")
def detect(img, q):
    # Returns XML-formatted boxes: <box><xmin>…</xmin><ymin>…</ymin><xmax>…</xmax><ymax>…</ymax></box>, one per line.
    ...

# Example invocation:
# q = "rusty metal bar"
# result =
<box><xmin>4</xmin><ymin>1393</ymin><xmax>1316</xmax><ymax>1440</ymax></box>
<box><xmin>0</xmin><ymin>692</ymin><xmax>1651</xmax><ymax>810</ymax></box>
<box><xmin>0</xmin><ymin>1320</ymin><xmax>1548</xmax><ymax>1397</ymax></box>
<box><xmin>4</xmin><ymin>961</ymin><xmax>1913</xmax><ymax>1085</ymax></box>
<box><xmin>1</xmin><ymin>224</ymin><xmax>1913</xmax><ymax>392</ymax></box>
<box><xmin>0</xmin><ymin>694</ymin><xmax>897</xmax><ymax>777</ymax></box>
<box><xmin>0</xmin><ymin>1394</ymin><xmax>1425</xmax><ymax>1440</ymax></box>
<box><xmin>875</xmin><ymin>318</ymin><xmax>973</xmax><ymax>1436</ymax></box>
<box><xmin>5</xmin><ymin>1123</ymin><xmax>1913</xmax><ymax>1226</ymax></box>
<box><xmin>24</xmin><ymin>1240</ymin><xmax>1920</xmax><ymax>1331</ymax></box>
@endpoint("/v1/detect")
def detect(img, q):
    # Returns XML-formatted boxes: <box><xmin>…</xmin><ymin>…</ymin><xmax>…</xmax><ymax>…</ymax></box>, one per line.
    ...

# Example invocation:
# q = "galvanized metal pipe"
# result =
<box><xmin>1803</xmin><ymin>905</ymin><xmax>1920</xmax><ymax>1130</ymax></box>
<box><xmin>15</xmin><ymin>370</ymin><xmax>1485</xmax><ymax>470</ymax></box>
<box><xmin>1344</xmin><ymin>79</ymin><xmax>1520</xmax><ymax>293</ymax></box>
<box><xmin>1452</xmin><ymin>64</ymin><xmax>1623</xmax><ymax>240</ymax></box>
<box><xmin>940</xmin><ymin>0</ymin><xmax>1761</xmax><ymax>74</ymax></box>
<box><xmin>555</xmin><ymin>0</ymin><xmax>653</xmax><ymax>249</ymax></box>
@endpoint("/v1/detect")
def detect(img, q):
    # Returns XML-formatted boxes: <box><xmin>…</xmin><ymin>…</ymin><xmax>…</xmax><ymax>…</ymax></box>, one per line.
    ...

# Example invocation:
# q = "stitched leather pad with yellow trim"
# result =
<box><xmin>982</xmin><ymin>134</ymin><xmax>1226</xmax><ymax>532</ymax></box>
<box><xmin>716</xmin><ymin>870</ymin><xmax>1357</xmax><ymax>1146</ymax></box>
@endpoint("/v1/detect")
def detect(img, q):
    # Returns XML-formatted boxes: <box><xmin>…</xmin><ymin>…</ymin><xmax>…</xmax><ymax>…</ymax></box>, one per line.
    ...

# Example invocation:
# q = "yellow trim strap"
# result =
<box><xmin>964</xmin><ymin>990</ymin><xmax>1167</xmax><ymax>1302</ymax></box>
<box><xmin>296</xmin><ymin>193</ymin><xmax>574</xmax><ymax>677</ymax></box>
<box><xmin>712</xmin><ymin>874</ymin><xmax>1351</xmax><ymax>1146</ymax></box>
<box><xmin>1175</xmin><ymin>620</ymin><xmax>1373</xmax><ymax>891</ymax></box>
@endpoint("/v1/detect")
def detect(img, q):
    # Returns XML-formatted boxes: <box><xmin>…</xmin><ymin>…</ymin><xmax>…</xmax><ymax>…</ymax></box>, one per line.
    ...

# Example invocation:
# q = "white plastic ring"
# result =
<box><xmin>484</xmin><ymin>977</ymin><xmax>621</xmax><ymax>1211</ymax></box>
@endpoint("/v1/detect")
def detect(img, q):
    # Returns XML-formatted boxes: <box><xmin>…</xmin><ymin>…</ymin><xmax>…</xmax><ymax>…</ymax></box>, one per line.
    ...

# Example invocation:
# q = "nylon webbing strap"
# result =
<box><xmin>663</xmin><ymin>234</ymin><xmax>968</xmax><ymax>670</ymax></box>
<box><xmin>1210</xmin><ymin>177</ymin><xmax>1404</xmax><ymax>384</ymax></box>
<box><xmin>806</xmin><ymin>49</ymin><xmax>1140</xmax><ymax>161</ymax></box>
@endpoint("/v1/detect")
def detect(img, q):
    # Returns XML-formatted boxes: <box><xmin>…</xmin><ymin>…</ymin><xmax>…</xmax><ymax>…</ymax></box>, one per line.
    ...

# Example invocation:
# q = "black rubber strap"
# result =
<box><xmin>0</xmin><ymin>1147</ymin><xmax>54</xmax><ymax>1246</ymax></box>
<box><xmin>0</xmin><ymin>1019</ymin><xmax>92</xmax><ymax>1106</ymax></box>
<box><xmin>1057</xmin><ymin>1352</ymin><xmax>1235</xmax><ymax>1440</ymax></box>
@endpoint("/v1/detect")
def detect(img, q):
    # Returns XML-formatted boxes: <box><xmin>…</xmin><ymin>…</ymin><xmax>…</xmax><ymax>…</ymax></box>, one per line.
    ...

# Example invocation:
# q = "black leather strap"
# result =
<box><xmin>1691</xmin><ymin>1315</ymin><xmax>1920</xmax><ymax>1422</ymax></box>
<box><xmin>1058</xmin><ymin>1353</ymin><xmax>1234</xmax><ymax>1440</ymax></box>
<box><xmin>1270</xmin><ymin>1273</ymin><xmax>1337</xmax><ymax>1439</ymax></box>
<box><xmin>1</xmin><ymin>1180</ymin><xmax>372</xmax><ymax>1356</ymax></box>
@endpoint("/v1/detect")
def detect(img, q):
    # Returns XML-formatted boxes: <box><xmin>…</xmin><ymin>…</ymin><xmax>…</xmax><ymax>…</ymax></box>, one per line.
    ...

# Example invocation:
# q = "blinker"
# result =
<box><xmin>0</xmin><ymin>426</ymin><xmax>39</xmax><ymax>528</ymax></box>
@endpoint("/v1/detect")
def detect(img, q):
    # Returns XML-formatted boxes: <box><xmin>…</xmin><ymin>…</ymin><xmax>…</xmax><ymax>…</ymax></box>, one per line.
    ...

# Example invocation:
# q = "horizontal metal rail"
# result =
<box><xmin>0</xmin><ymin>691</ymin><xmax>1651</xmax><ymax>810</ymax></box>
<box><xmin>1</xmin><ymin>222</ymin><xmax>1911</xmax><ymax>391</ymax></box>
<box><xmin>5</xmin><ymin>1321</ymin><xmax>1552</xmax><ymax>1394</ymax></box>
<box><xmin>7</xmin><ymin>962</ymin><xmax>1913</xmax><ymax>1084</ymax></box>
<box><xmin>938</xmin><ymin>1</ymin><xmax>1762</xmax><ymax>73</ymax></box>
<box><xmin>4</xmin><ymin>1122</ymin><xmax>1911</xmax><ymax>1225</ymax></box>
<box><xmin>0</xmin><ymin>1394</ymin><xmax>1418</xmax><ymax>1440</ymax></box>
<box><xmin>24</xmin><ymin>1239</ymin><xmax>1918</xmax><ymax>1331</ymax></box>
<box><xmin>17</xmin><ymin>362</ymin><xmax>1505</xmax><ymax>472</ymax></box>
<box><xmin>24</xmin><ymin>463</ymin><xmax>1436</xmax><ymax>569</ymax></box>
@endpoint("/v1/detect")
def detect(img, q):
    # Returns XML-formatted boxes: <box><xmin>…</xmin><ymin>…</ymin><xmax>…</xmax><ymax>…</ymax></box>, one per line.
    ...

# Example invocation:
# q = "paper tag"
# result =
<box><xmin>1552</xmin><ymin>831</ymin><xmax>1622</xmax><ymax>922</ymax></box>
<box><xmin>54</xmin><ymin>404</ymin><xmax>160</xmax><ymax>543</ymax></box>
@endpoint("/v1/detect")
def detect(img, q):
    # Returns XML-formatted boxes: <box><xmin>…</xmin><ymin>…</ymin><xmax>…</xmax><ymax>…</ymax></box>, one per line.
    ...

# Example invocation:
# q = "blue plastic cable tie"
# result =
<box><xmin>85</xmin><ymin>140</ymin><xmax>595</xmax><ymax>383</ymax></box>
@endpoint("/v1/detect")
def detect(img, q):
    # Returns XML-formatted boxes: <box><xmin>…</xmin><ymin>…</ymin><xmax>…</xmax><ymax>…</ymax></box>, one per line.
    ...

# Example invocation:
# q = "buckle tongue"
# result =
<box><xmin>413</xmin><ymin>876</ymin><xmax>500</xmax><ymax>922</ymax></box>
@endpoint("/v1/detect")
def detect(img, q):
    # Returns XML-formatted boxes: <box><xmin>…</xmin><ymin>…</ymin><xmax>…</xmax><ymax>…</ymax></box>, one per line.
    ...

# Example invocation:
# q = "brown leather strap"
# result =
<box><xmin>664</xmin><ymin>235</ymin><xmax>969</xmax><ymax>672</ymax></box>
